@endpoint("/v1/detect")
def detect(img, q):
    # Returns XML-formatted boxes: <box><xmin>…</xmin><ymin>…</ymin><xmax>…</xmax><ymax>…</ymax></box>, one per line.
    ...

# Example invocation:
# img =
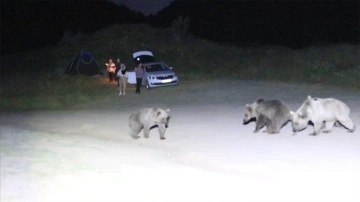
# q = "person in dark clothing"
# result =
<box><xmin>115</xmin><ymin>58</ymin><xmax>121</xmax><ymax>85</ymax></box>
<box><xmin>134</xmin><ymin>63</ymin><xmax>144</xmax><ymax>94</ymax></box>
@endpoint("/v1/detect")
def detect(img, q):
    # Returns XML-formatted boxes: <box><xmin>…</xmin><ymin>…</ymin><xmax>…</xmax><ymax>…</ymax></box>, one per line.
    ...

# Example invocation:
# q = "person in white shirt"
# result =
<box><xmin>117</xmin><ymin>63</ymin><xmax>128</xmax><ymax>95</ymax></box>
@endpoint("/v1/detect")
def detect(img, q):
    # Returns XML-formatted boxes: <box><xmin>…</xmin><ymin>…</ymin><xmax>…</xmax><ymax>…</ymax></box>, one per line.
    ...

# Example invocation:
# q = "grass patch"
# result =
<box><xmin>1</xmin><ymin>24</ymin><xmax>359</xmax><ymax>110</ymax></box>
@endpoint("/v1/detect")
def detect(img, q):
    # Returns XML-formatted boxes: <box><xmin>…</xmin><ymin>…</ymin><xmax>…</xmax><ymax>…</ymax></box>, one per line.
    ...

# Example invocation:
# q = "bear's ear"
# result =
<box><xmin>166</xmin><ymin>109</ymin><xmax>171</xmax><ymax>113</ymax></box>
<box><xmin>290</xmin><ymin>111</ymin><xmax>295</xmax><ymax>117</ymax></box>
<box><xmin>246</xmin><ymin>105</ymin><xmax>252</xmax><ymax>112</ymax></box>
<box><xmin>289</xmin><ymin>111</ymin><xmax>295</xmax><ymax>120</ymax></box>
<box><xmin>307</xmin><ymin>95</ymin><xmax>312</xmax><ymax>100</ymax></box>
<box><xmin>156</xmin><ymin>111</ymin><xmax>161</xmax><ymax>117</ymax></box>
<box><xmin>256</xmin><ymin>98</ymin><xmax>264</xmax><ymax>103</ymax></box>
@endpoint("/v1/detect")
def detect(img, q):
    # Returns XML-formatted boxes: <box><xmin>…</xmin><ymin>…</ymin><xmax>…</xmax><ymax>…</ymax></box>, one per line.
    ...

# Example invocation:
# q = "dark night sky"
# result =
<box><xmin>1</xmin><ymin>0</ymin><xmax>359</xmax><ymax>54</ymax></box>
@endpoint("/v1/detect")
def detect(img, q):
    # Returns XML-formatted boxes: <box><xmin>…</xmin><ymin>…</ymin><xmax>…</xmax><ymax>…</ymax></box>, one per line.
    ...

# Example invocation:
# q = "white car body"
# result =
<box><xmin>128</xmin><ymin>51</ymin><xmax>179</xmax><ymax>88</ymax></box>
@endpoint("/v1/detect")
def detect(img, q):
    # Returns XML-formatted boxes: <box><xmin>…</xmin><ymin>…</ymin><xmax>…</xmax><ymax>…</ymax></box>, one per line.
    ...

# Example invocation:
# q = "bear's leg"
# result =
<box><xmin>322</xmin><ymin>121</ymin><xmax>335</xmax><ymax>133</ymax></box>
<box><xmin>265</xmin><ymin>120</ymin><xmax>275</xmax><ymax>134</ymax></box>
<box><xmin>275</xmin><ymin>119</ymin><xmax>289</xmax><ymax>134</ymax></box>
<box><xmin>269</xmin><ymin>119</ymin><xmax>281</xmax><ymax>134</ymax></box>
<box><xmin>129</xmin><ymin>122</ymin><xmax>143</xmax><ymax>139</ymax></box>
<box><xmin>143</xmin><ymin>124</ymin><xmax>151</xmax><ymax>138</ymax></box>
<box><xmin>255</xmin><ymin>114</ymin><xmax>267</xmax><ymax>133</ymax></box>
<box><xmin>311</xmin><ymin>121</ymin><xmax>323</xmax><ymax>136</ymax></box>
<box><xmin>158</xmin><ymin>124</ymin><xmax>166</xmax><ymax>140</ymax></box>
<box><xmin>338</xmin><ymin>117</ymin><xmax>356</xmax><ymax>132</ymax></box>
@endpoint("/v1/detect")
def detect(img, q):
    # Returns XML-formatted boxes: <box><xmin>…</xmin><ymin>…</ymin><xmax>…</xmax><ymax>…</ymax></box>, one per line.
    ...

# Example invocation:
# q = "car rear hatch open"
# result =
<box><xmin>132</xmin><ymin>51</ymin><xmax>156</xmax><ymax>64</ymax></box>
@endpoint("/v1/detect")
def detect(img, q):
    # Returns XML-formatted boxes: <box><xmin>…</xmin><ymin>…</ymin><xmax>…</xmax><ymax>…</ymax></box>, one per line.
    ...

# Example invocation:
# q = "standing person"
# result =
<box><xmin>117</xmin><ymin>63</ymin><xmax>128</xmax><ymax>95</ymax></box>
<box><xmin>105</xmin><ymin>58</ymin><xmax>116</xmax><ymax>82</ymax></box>
<box><xmin>134</xmin><ymin>62</ymin><xmax>144</xmax><ymax>94</ymax></box>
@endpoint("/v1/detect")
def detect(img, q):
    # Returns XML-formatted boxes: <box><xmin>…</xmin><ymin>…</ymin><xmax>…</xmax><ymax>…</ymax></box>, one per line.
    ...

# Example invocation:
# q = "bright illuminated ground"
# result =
<box><xmin>1</xmin><ymin>80</ymin><xmax>359</xmax><ymax>202</ymax></box>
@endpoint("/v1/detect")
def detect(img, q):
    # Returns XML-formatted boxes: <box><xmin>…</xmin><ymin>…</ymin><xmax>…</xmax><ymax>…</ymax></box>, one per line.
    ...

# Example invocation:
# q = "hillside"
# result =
<box><xmin>0</xmin><ymin>24</ymin><xmax>359</xmax><ymax>110</ymax></box>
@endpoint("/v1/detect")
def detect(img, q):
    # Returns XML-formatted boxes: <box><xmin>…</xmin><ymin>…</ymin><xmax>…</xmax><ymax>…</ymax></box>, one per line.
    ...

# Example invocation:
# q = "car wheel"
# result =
<box><xmin>145</xmin><ymin>80</ymin><xmax>150</xmax><ymax>89</ymax></box>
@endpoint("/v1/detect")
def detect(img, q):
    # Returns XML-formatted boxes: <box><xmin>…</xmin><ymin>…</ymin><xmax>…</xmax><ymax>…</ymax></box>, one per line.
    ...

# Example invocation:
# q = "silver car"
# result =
<box><xmin>132</xmin><ymin>51</ymin><xmax>179</xmax><ymax>88</ymax></box>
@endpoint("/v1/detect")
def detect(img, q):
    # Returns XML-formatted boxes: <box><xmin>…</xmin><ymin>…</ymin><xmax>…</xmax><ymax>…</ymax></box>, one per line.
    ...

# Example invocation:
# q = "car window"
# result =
<box><xmin>145</xmin><ymin>64</ymin><xmax>169</xmax><ymax>72</ymax></box>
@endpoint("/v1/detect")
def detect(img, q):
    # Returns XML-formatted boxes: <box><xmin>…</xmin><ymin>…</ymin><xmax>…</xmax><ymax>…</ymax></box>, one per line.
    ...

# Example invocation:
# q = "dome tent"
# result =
<box><xmin>65</xmin><ymin>52</ymin><xmax>101</xmax><ymax>76</ymax></box>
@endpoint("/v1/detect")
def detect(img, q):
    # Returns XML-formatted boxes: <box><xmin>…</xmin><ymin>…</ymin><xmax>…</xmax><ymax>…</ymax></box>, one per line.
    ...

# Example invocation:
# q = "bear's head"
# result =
<box><xmin>243</xmin><ymin>99</ymin><xmax>264</xmax><ymax>124</ymax></box>
<box><xmin>155</xmin><ymin>108</ymin><xmax>171</xmax><ymax>126</ymax></box>
<box><xmin>290</xmin><ymin>95</ymin><xmax>314</xmax><ymax>132</ymax></box>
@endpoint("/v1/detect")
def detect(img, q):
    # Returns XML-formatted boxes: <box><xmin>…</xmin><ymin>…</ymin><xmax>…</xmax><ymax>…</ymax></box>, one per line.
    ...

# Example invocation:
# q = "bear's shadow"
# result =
<box><xmin>243</xmin><ymin>117</ymin><xmax>256</xmax><ymax>125</ymax></box>
<box><xmin>149</xmin><ymin>125</ymin><xmax>169</xmax><ymax>130</ymax></box>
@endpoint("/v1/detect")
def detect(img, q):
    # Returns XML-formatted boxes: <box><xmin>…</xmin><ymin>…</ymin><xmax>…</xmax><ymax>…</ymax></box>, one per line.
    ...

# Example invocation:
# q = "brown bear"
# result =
<box><xmin>129</xmin><ymin>107</ymin><xmax>171</xmax><ymax>140</ymax></box>
<box><xmin>290</xmin><ymin>95</ymin><xmax>355</xmax><ymax>135</ymax></box>
<box><xmin>243</xmin><ymin>99</ymin><xmax>291</xmax><ymax>134</ymax></box>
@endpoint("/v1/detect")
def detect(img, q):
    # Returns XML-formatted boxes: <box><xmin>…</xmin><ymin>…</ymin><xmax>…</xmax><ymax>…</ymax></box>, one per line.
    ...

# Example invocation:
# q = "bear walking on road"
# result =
<box><xmin>129</xmin><ymin>107</ymin><xmax>171</xmax><ymax>140</ymax></box>
<box><xmin>290</xmin><ymin>95</ymin><xmax>355</xmax><ymax>135</ymax></box>
<box><xmin>243</xmin><ymin>99</ymin><xmax>291</xmax><ymax>134</ymax></box>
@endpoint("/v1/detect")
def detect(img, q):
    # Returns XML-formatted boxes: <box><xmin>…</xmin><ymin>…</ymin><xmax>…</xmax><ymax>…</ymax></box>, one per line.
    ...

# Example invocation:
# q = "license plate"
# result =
<box><xmin>162</xmin><ymin>79</ymin><xmax>172</xmax><ymax>83</ymax></box>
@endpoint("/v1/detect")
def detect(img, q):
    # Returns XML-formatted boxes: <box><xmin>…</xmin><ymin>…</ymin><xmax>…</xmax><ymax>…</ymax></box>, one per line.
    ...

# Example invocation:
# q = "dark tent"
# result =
<box><xmin>65</xmin><ymin>52</ymin><xmax>101</xmax><ymax>76</ymax></box>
